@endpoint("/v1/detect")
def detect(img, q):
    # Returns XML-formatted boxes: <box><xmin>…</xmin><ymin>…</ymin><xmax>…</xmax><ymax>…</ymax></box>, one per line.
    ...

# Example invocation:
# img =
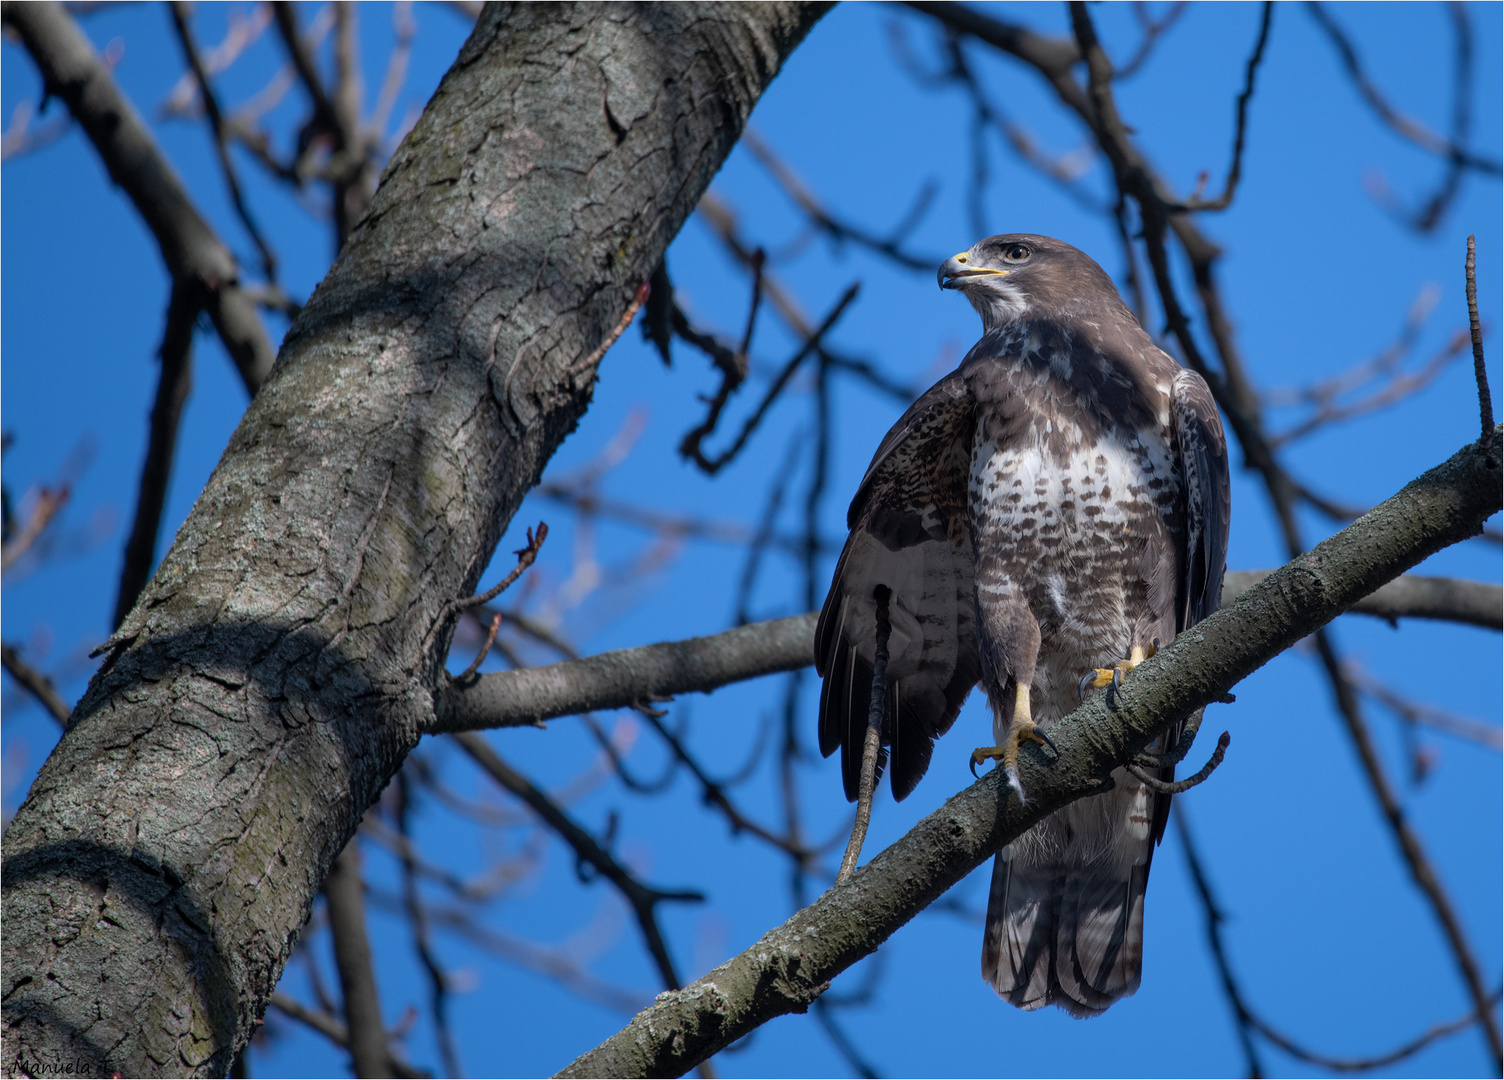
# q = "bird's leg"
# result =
<box><xmin>971</xmin><ymin>683</ymin><xmax>1057</xmax><ymax>801</ymax></box>
<box><xmin>1078</xmin><ymin>639</ymin><xmax>1159</xmax><ymax>701</ymax></box>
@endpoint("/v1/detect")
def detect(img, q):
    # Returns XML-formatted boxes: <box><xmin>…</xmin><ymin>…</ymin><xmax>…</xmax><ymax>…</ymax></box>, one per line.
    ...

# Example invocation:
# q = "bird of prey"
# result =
<box><xmin>816</xmin><ymin>234</ymin><xmax>1229</xmax><ymax>1016</ymax></box>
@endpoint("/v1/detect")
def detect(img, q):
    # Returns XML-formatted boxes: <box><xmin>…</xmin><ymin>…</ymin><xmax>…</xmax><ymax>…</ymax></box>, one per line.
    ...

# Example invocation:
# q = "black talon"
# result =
<box><xmin>1078</xmin><ymin>671</ymin><xmax>1095</xmax><ymax>702</ymax></box>
<box><xmin>970</xmin><ymin>757</ymin><xmax>983</xmax><ymax>779</ymax></box>
<box><xmin>1036</xmin><ymin>728</ymin><xmax>1059</xmax><ymax>757</ymax></box>
<box><xmin>1111</xmin><ymin>667</ymin><xmax>1123</xmax><ymax>690</ymax></box>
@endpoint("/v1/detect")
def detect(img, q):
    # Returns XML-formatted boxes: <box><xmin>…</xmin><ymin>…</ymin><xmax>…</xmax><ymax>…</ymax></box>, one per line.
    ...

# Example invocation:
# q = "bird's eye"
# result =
<box><xmin>1003</xmin><ymin>244</ymin><xmax>1031</xmax><ymax>262</ymax></box>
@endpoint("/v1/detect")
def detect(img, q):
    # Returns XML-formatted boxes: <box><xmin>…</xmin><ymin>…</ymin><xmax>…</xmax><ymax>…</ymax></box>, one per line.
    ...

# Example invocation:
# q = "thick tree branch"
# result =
<box><xmin>558</xmin><ymin>431</ymin><xmax>1500</xmax><ymax>1078</ymax></box>
<box><xmin>431</xmin><ymin>613</ymin><xmax>818</xmax><ymax>733</ymax></box>
<box><xmin>0</xmin><ymin>7</ymin><xmax>831</xmax><ymax>1076</ymax></box>
<box><xmin>1222</xmin><ymin>570</ymin><xmax>1501</xmax><ymax>631</ymax></box>
<box><xmin>1</xmin><ymin>1</ymin><xmax>275</xmax><ymax>396</ymax></box>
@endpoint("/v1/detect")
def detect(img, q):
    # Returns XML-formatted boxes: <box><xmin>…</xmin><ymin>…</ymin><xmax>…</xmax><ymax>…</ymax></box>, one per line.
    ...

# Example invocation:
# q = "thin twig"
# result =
<box><xmin>837</xmin><ymin>585</ymin><xmax>891</xmax><ymax>884</ymax></box>
<box><xmin>168</xmin><ymin>2</ymin><xmax>280</xmax><ymax>283</ymax></box>
<box><xmin>1246</xmin><ymin>987</ymin><xmax>1504</xmax><ymax>1073</ymax></box>
<box><xmin>1178</xmin><ymin>809</ymin><xmax>1267</xmax><ymax>1077</ymax></box>
<box><xmin>1312</xmin><ymin>629</ymin><xmax>1503</xmax><ymax>1068</ymax></box>
<box><xmin>1467</xmin><ymin>235</ymin><xmax>1494</xmax><ymax>446</ymax></box>
<box><xmin>453</xmin><ymin>613</ymin><xmax>502</xmax><ymax>683</ymax></box>
<box><xmin>1347</xmin><ymin>661</ymin><xmax>1501</xmax><ymax>751</ymax></box>
<box><xmin>634</xmin><ymin>709</ymin><xmax>816</xmax><ymax>862</ymax></box>
<box><xmin>395</xmin><ymin>772</ymin><xmax>462</xmax><ymax>1078</ymax></box>
<box><xmin>681</xmin><ymin>284</ymin><xmax>860</xmax><ymax>476</ymax></box>
<box><xmin>446</xmin><ymin>522</ymin><xmax>548</xmax><ymax>617</ymax></box>
<box><xmin>1305</xmin><ymin>2</ymin><xmax>1501</xmax><ymax>176</ymax></box>
<box><xmin>0</xmin><ymin>485</ymin><xmax>69</xmax><ymax>576</ymax></box>
<box><xmin>452</xmin><ymin>732</ymin><xmax>702</xmax><ymax>992</ymax></box>
<box><xmin>1114</xmin><ymin>1</ymin><xmax>1190</xmax><ymax>80</ymax></box>
<box><xmin>266</xmin><ymin>993</ymin><xmax>429</xmax><ymax>1079</ymax></box>
<box><xmin>1127</xmin><ymin>731</ymin><xmax>1229</xmax><ymax>794</ymax></box>
<box><xmin>0</xmin><ymin>643</ymin><xmax>71</xmax><ymax>725</ymax></box>
<box><xmin>1167</xmin><ymin>3</ymin><xmax>1272</xmax><ymax>213</ymax></box>
<box><xmin>735</xmin><ymin>431</ymin><xmax>804</xmax><ymax>625</ymax></box>
<box><xmin>568</xmin><ymin>281</ymin><xmax>651</xmax><ymax>377</ymax></box>
<box><xmin>742</xmin><ymin>128</ymin><xmax>939</xmax><ymax>272</ymax></box>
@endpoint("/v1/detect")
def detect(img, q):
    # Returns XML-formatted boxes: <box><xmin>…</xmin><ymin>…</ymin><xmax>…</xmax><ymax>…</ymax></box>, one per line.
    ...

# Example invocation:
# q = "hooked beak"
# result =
<box><xmin>938</xmin><ymin>250</ymin><xmax>1010</xmax><ymax>290</ymax></box>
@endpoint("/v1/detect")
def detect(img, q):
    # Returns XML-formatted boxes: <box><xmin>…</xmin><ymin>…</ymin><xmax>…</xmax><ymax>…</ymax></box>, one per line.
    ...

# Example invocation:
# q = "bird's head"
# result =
<box><xmin>939</xmin><ymin>234</ymin><xmax>1116</xmax><ymax>333</ymax></box>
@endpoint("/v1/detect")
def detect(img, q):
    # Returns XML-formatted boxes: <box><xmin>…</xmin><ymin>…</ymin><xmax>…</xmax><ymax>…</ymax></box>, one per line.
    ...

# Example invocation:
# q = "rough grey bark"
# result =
<box><xmin>432</xmin><ymin>611</ymin><xmax>819</xmax><ymax>731</ymax></box>
<box><xmin>558</xmin><ymin>430</ymin><xmax>1501</xmax><ymax>1079</ymax></box>
<box><xmin>1223</xmin><ymin>569</ymin><xmax>1502</xmax><ymax>630</ymax></box>
<box><xmin>0</xmin><ymin>5</ymin><xmax>829</xmax><ymax>1077</ymax></box>
<box><xmin>432</xmin><ymin>570</ymin><xmax>1499</xmax><ymax>732</ymax></box>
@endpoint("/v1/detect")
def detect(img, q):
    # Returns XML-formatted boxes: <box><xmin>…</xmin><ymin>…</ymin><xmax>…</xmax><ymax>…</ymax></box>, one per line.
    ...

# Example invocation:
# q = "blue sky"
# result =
<box><xmin>3</xmin><ymin>3</ymin><xmax>1500</xmax><ymax>1077</ymax></box>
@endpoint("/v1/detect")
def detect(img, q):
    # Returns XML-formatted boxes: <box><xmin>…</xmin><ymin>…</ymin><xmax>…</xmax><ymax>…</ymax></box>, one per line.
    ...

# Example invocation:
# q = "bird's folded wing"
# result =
<box><xmin>816</xmin><ymin>370</ymin><xmax>982</xmax><ymax>802</ymax></box>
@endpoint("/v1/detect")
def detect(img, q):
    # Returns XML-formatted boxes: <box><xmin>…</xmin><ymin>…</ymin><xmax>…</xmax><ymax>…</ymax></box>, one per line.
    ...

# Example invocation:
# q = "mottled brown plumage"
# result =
<box><xmin>816</xmin><ymin>234</ymin><xmax>1229</xmax><ymax>1016</ymax></box>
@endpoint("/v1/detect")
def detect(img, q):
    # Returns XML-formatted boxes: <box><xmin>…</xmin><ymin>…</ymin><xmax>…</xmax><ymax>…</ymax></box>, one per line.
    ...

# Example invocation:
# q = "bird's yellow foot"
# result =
<box><xmin>1078</xmin><ymin>640</ymin><xmax>1159</xmax><ymax>701</ymax></box>
<box><xmin>971</xmin><ymin>689</ymin><xmax>1057</xmax><ymax>801</ymax></box>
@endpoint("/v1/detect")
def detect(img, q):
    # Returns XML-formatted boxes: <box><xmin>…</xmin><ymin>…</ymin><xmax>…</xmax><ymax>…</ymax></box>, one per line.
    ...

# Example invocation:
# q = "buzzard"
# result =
<box><xmin>816</xmin><ymin>234</ymin><xmax>1229</xmax><ymax>1015</ymax></box>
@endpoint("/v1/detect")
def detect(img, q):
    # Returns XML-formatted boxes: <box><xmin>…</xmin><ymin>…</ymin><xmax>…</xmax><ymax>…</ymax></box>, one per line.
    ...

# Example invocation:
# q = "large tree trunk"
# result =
<box><xmin>0</xmin><ymin>5</ymin><xmax>828</xmax><ymax>1076</ymax></box>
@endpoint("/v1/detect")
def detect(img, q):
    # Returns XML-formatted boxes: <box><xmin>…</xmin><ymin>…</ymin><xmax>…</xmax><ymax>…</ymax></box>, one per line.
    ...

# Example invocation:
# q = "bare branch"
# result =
<box><xmin>388</xmin><ymin>900</ymin><xmax>649</xmax><ymax>1016</ymax></box>
<box><xmin>114</xmin><ymin>279</ymin><xmax>196</xmax><ymax>629</ymax></box>
<box><xmin>322</xmin><ymin>842</ymin><xmax>392</xmax><ymax>1079</ymax></box>
<box><xmin>370</xmin><ymin>1</ymin><xmax>416</xmax><ymax>139</ymax></box>
<box><xmin>1</xmin><ymin>1</ymin><xmax>275</xmax><ymax>395</ymax></box>
<box><xmin>265</xmin><ymin>994</ymin><xmax>428</xmax><ymax>1079</ymax></box>
<box><xmin>1176</xmin><ymin>809</ymin><xmax>1265</xmax><ymax>1077</ymax></box>
<box><xmin>0</xmin><ymin>643</ymin><xmax>71</xmax><ymax>725</ymax></box>
<box><xmin>1467</xmin><ymin>235</ymin><xmax>1494</xmax><ymax>447</ymax></box>
<box><xmin>0</xmin><ymin>97</ymin><xmax>70</xmax><ymax>162</ymax></box>
<box><xmin>394</xmin><ymin>773</ymin><xmax>462</xmax><ymax>1078</ymax></box>
<box><xmin>1114</xmin><ymin>1</ymin><xmax>1189</xmax><ymax>80</ymax></box>
<box><xmin>1306</xmin><ymin>2</ymin><xmax>1501</xmax><ymax>176</ymax></box>
<box><xmin>431</xmin><ymin>613</ymin><xmax>815</xmax><ymax>733</ymax></box>
<box><xmin>1183</xmin><ymin>806</ymin><xmax>1503</xmax><ymax>1075</ymax></box>
<box><xmin>1164</xmin><ymin>2</ymin><xmax>1274</xmax><ymax>213</ymax></box>
<box><xmin>454</xmin><ymin>612</ymin><xmax>502</xmax><ymax>683</ymax></box>
<box><xmin>680</xmin><ymin>283</ymin><xmax>860</xmax><ymax>475</ymax></box>
<box><xmin>1270</xmin><ymin>330</ymin><xmax>1471</xmax><ymax>448</ymax></box>
<box><xmin>1127</xmin><ymin>731</ymin><xmax>1229</xmax><ymax>794</ymax></box>
<box><xmin>441</xmin><ymin>523</ymin><xmax>548</xmax><ymax>628</ymax></box>
<box><xmin>0</xmin><ymin>484</ymin><xmax>69</xmax><ymax>576</ymax></box>
<box><xmin>741</xmin><ymin>128</ymin><xmax>939</xmax><ymax>271</ymax></box>
<box><xmin>1348</xmin><ymin>662</ymin><xmax>1501</xmax><ymax>751</ymax></box>
<box><xmin>1222</xmin><ymin>570</ymin><xmax>1502</xmax><ymax>631</ymax></box>
<box><xmin>1248</xmin><ymin>986</ymin><xmax>1504</xmax><ymax>1073</ymax></box>
<box><xmin>1311</xmin><ymin>625</ymin><xmax>1501</xmax><ymax>1065</ymax></box>
<box><xmin>453</xmin><ymin>732</ymin><xmax>703</xmax><ymax>993</ymax></box>
<box><xmin>168</xmin><ymin>1</ymin><xmax>280</xmax><ymax>284</ymax></box>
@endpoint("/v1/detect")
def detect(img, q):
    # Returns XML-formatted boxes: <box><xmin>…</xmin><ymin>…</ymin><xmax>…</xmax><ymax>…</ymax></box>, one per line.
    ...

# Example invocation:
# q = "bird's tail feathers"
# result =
<box><xmin>981</xmin><ymin>850</ymin><xmax>1148</xmax><ymax>1017</ymax></box>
